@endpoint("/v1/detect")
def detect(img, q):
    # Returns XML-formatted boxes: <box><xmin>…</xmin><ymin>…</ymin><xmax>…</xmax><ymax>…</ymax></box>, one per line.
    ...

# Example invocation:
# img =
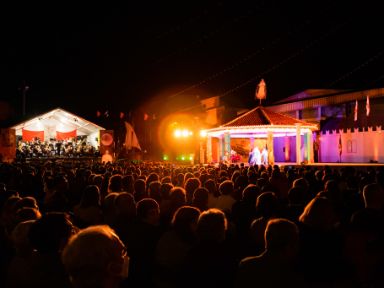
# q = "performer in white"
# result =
<box><xmin>261</xmin><ymin>146</ymin><xmax>268</xmax><ymax>166</ymax></box>
<box><xmin>252</xmin><ymin>147</ymin><xmax>261</xmax><ymax>166</ymax></box>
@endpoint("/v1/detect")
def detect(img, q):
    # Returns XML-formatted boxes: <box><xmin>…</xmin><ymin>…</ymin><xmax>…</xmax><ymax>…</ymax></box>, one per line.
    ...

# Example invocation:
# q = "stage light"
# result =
<box><xmin>174</xmin><ymin>129</ymin><xmax>181</xmax><ymax>138</ymax></box>
<box><xmin>200</xmin><ymin>130</ymin><xmax>207</xmax><ymax>137</ymax></box>
<box><xmin>163</xmin><ymin>155</ymin><xmax>169</xmax><ymax>161</ymax></box>
<box><xmin>182</xmin><ymin>130</ymin><xmax>189</xmax><ymax>137</ymax></box>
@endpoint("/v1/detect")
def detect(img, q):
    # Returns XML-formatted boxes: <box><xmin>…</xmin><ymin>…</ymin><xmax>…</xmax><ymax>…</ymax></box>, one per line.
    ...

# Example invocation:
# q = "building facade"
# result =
<box><xmin>268</xmin><ymin>88</ymin><xmax>384</xmax><ymax>163</ymax></box>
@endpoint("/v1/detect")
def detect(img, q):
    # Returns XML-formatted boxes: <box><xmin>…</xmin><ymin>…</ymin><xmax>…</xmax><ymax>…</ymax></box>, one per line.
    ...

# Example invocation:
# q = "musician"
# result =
<box><xmin>55</xmin><ymin>140</ymin><xmax>62</xmax><ymax>156</ymax></box>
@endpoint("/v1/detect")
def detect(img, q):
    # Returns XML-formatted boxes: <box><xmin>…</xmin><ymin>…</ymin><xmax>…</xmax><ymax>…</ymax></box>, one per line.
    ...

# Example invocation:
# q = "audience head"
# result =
<box><xmin>148</xmin><ymin>181</ymin><xmax>162</xmax><ymax>203</ymax></box>
<box><xmin>15</xmin><ymin>207</ymin><xmax>41</xmax><ymax>224</ymax></box>
<box><xmin>108</xmin><ymin>174</ymin><xmax>123</xmax><ymax>193</ymax></box>
<box><xmin>172</xmin><ymin>206</ymin><xmax>201</xmax><ymax>241</ymax></box>
<box><xmin>29</xmin><ymin>212</ymin><xmax>76</xmax><ymax>254</ymax></box>
<box><xmin>62</xmin><ymin>225</ymin><xmax>128</xmax><ymax>288</ymax></box>
<box><xmin>264</xmin><ymin>218</ymin><xmax>299</xmax><ymax>257</ymax></box>
<box><xmin>292</xmin><ymin>177</ymin><xmax>308</xmax><ymax>192</ymax></box>
<box><xmin>114</xmin><ymin>192</ymin><xmax>136</xmax><ymax>218</ymax></box>
<box><xmin>184</xmin><ymin>177</ymin><xmax>201</xmax><ymax>202</ymax></box>
<box><xmin>242</xmin><ymin>184</ymin><xmax>260</xmax><ymax>203</ymax></box>
<box><xmin>160</xmin><ymin>182</ymin><xmax>173</xmax><ymax>200</ymax></box>
<box><xmin>80</xmin><ymin>185</ymin><xmax>101</xmax><ymax>208</ymax></box>
<box><xmin>218</xmin><ymin>180</ymin><xmax>234</xmax><ymax>196</ymax></box>
<box><xmin>299</xmin><ymin>196</ymin><xmax>337</xmax><ymax>230</ymax></box>
<box><xmin>204</xmin><ymin>179</ymin><xmax>219</xmax><ymax>197</ymax></box>
<box><xmin>196</xmin><ymin>208</ymin><xmax>227</xmax><ymax>243</ymax></box>
<box><xmin>362</xmin><ymin>183</ymin><xmax>383</xmax><ymax>209</ymax></box>
<box><xmin>133</xmin><ymin>178</ymin><xmax>147</xmax><ymax>201</ymax></box>
<box><xmin>11</xmin><ymin>220</ymin><xmax>36</xmax><ymax>256</ymax></box>
<box><xmin>136</xmin><ymin>198</ymin><xmax>160</xmax><ymax>226</ymax></box>
<box><xmin>192</xmin><ymin>187</ymin><xmax>209</xmax><ymax>211</ymax></box>
<box><xmin>169</xmin><ymin>187</ymin><xmax>187</xmax><ymax>207</ymax></box>
<box><xmin>256</xmin><ymin>192</ymin><xmax>278</xmax><ymax>218</ymax></box>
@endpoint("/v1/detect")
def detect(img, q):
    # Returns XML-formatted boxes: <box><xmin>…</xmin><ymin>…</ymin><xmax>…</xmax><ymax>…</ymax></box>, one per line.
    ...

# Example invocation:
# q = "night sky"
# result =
<box><xmin>2</xmin><ymin>1</ymin><xmax>383</xmax><ymax>123</ymax></box>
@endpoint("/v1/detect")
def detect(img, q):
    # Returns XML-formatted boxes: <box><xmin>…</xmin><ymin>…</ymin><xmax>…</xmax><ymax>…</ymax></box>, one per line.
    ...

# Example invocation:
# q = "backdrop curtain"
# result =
<box><xmin>56</xmin><ymin>130</ymin><xmax>77</xmax><ymax>140</ymax></box>
<box><xmin>22</xmin><ymin>129</ymin><xmax>44</xmax><ymax>141</ymax></box>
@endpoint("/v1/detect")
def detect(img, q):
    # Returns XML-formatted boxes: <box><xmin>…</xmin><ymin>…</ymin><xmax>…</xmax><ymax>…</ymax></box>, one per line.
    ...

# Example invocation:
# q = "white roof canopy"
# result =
<box><xmin>11</xmin><ymin>108</ymin><xmax>105</xmax><ymax>136</ymax></box>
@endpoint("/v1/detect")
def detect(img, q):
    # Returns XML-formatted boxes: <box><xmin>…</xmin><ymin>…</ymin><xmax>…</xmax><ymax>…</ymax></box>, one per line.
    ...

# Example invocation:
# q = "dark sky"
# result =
<box><xmin>3</xmin><ymin>1</ymin><xmax>383</xmax><ymax>122</ymax></box>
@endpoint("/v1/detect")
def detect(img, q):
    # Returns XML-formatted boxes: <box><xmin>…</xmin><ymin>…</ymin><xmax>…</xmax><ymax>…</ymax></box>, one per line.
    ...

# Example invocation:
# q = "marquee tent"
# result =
<box><xmin>11</xmin><ymin>108</ymin><xmax>105</xmax><ymax>147</ymax></box>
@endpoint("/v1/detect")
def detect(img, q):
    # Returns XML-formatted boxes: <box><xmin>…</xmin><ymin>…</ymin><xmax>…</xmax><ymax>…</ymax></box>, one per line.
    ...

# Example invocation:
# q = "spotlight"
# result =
<box><xmin>182</xmin><ymin>130</ymin><xmax>189</xmax><ymax>137</ymax></box>
<box><xmin>174</xmin><ymin>129</ymin><xmax>181</xmax><ymax>138</ymax></box>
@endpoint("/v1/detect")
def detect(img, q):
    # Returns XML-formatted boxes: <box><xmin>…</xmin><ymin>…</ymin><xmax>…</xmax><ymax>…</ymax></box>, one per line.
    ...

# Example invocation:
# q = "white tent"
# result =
<box><xmin>11</xmin><ymin>108</ymin><xmax>105</xmax><ymax>147</ymax></box>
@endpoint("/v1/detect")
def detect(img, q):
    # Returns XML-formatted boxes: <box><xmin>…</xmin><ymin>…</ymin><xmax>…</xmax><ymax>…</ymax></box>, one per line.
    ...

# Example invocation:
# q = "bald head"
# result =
<box><xmin>62</xmin><ymin>225</ymin><xmax>127</xmax><ymax>288</ymax></box>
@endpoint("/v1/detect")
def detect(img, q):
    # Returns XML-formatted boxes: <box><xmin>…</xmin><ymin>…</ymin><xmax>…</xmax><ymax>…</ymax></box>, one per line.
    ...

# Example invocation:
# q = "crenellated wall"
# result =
<box><xmin>319</xmin><ymin>126</ymin><xmax>384</xmax><ymax>163</ymax></box>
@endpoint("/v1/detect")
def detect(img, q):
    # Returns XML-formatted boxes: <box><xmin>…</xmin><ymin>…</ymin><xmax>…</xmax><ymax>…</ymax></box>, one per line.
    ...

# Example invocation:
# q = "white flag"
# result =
<box><xmin>366</xmin><ymin>95</ymin><xmax>370</xmax><ymax>117</ymax></box>
<box><xmin>354</xmin><ymin>100</ymin><xmax>358</xmax><ymax>122</ymax></box>
<box><xmin>124</xmin><ymin>122</ymin><xmax>141</xmax><ymax>151</ymax></box>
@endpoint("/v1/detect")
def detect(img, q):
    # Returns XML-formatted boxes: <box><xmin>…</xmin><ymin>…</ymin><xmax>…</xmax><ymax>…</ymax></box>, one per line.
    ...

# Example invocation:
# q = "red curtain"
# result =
<box><xmin>22</xmin><ymin>129</ymin><xmax>44</xmax><ymax>142</ymax></box>
<box><xmin>56</xmin><ymin>130</ymin><xmax>77</xmax><ymax>140</ymax></box>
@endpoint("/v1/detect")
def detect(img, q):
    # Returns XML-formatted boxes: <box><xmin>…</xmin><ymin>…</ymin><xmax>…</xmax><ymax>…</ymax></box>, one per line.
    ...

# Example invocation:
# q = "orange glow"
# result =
<box><xmin>157</xmin><ymin>113</ymin><xmax>199</xmax><ymax>157</ymax></box>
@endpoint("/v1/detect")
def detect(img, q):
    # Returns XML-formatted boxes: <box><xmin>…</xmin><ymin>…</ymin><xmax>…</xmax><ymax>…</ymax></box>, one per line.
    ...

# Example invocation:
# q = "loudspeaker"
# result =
<box><xmin>100</xmin><ymin>130</ymin><xmax>114</xmax><ymax>162</ymax></box>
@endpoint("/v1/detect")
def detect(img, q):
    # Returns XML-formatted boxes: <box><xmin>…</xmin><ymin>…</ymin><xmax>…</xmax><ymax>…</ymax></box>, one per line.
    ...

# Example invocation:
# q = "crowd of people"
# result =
<box><xmin>0</xmin><ymin>159</ymin><xmax>384</xmax><ymax>287</ymax></box>
<box><xmin>16</xmin><ymin>138</ymin><xmax>99</xmax><ymax>159</ymax></box>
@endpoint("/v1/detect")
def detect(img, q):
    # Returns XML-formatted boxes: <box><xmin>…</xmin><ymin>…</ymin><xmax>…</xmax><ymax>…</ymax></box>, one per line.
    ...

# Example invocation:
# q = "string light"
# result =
<box><xmin>328</xmin><ymin>50</ymin><xmax>384</xmax><ymax>87</ymax></box>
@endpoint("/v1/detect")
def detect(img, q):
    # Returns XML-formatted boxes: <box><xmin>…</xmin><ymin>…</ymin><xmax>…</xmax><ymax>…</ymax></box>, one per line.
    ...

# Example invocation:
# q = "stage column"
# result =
<box><xmin>218</xmin><ymin>135</ymin><xmax>223</xmax><ymax>162</ymax></box>
<box><xmin>267</xmin><ymin>131</ymin><xmax>274</xmax><ymax>165</ymax></box>
<box><xmin>224</xmin><ymin>132</ymin><xmax>231</xmax><ymax>162</ymax></box>
<box><xmin>206</xmin><ymin>136</ymin><xmax>212</xmax><ymax>163</ymax></box>
<box><xmin>306</xmin><ymin>131</ymin><xmax>314</xmax><ymax>163</ymax></box>
<box><xmin>284</xmin><ymin>136</ymin><xmax>290</xmax><ymax>162</ymax></box>
<box><xmin>296</xmin><ymin>124</ymin><xmax>301</xmax><ymax>165</ymax></box>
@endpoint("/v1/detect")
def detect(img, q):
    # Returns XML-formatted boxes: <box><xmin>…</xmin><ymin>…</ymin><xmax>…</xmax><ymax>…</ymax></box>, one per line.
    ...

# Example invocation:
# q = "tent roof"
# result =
<box><xmin>11</xmin><ymin>107</ymin><xmax>105</xmax><ymax>135</ymax></box>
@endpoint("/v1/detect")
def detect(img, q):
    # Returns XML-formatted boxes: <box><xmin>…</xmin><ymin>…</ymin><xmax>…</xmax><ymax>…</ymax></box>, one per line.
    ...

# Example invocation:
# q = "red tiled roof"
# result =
<box><xmin>221</xmin><ymin>106</ymin><xmax>315</xmax><ymax>127</ymax></box>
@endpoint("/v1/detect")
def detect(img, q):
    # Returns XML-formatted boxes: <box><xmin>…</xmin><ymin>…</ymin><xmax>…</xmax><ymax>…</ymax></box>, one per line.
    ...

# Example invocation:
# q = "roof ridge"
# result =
<box><xmin>259</xmin><ymin>106</ymin><xmax>272</xmax><ymax>124</ymax></box>
<box><xmin>220</xmin><ymin>106</ymin><xmax>259</xmax><ymax>127</ymax></box>
<box><xmin>268</xmin><ymin>108</ymin><xmax>314</xmax><ymax>125</ymax></box>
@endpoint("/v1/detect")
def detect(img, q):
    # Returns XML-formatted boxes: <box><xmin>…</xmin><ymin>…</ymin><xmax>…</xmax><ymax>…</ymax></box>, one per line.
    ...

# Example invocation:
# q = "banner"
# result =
<box><xmin>22</xmin><ymin>129</ymin><xmax>44</xmax><ymax>142</ymax></box>
<box><xmin>56</xmin><ymin>130</ymin><xmax>77</xmax><ymax>140</ymax></box>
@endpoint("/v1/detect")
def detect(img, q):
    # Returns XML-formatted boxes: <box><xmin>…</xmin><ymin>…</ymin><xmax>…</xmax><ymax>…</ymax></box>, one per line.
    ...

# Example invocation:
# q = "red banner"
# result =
<box><xmin>56</xmin><ymin>130</ymin><xmax>77</xmax><ymax>140</ymax></box>
<box><xmin>22</xmin><ymin>129</ymin><xmax>44</xmax><ymax>142</ymax></box>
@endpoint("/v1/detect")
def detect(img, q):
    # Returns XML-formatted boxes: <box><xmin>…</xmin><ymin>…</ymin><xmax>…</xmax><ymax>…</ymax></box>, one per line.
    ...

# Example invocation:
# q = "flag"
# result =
<box><xmin>255</xmin><ymin>79</ymin><xmax>267</xmax><ymax>100</ymax></box>
<box><xmin>124</xmin><ymin>121</ymin><xmax>141</xmax><ymax>151</ymax></box>
<box><xmin>338</xmin><ymin>134</ymin><xmax>342</xmax><ymax>157</ymax></box>
<box><xmin>354</xmin><ymin>100</ymin><xmax>358</xmax><ymax>122</ymax></box>
<box><xmin>366</xmin><ymin>95</ymin><xmax>370</xmax><ymax>117</ymax></box>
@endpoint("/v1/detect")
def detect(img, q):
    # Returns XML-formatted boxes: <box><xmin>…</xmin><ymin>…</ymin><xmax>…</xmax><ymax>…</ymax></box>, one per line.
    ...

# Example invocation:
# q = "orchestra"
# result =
<box><xmin>16</xmin><ymin>137</ymin><xmax>99</xmax><ymax>159</ymax></box>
